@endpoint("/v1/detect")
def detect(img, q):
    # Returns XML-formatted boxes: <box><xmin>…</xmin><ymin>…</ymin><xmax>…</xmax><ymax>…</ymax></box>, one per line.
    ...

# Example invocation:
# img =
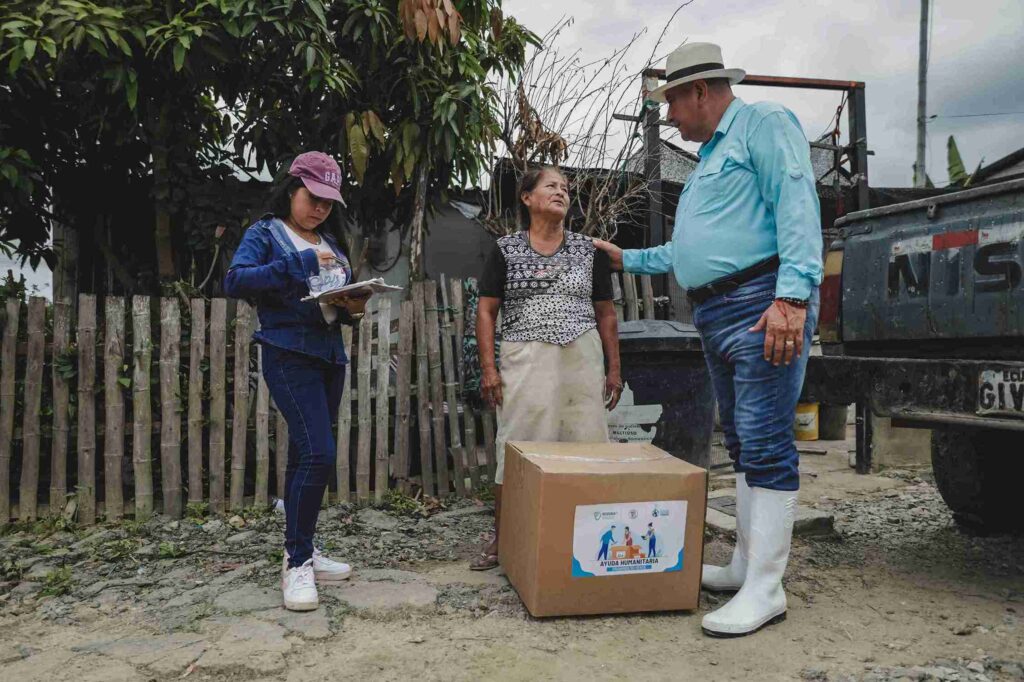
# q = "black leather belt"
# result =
<box><xmin>686</xmin><ymin>256</ymin><xmax>780</xmax><ymax>306</ymax></box>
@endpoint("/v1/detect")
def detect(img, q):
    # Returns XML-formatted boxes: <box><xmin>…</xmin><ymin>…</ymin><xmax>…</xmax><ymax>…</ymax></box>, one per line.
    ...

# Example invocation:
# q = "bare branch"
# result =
<box><xmin>485</xmin><ymin>4</ymin><xmax>694</xmax><ymax>239</ymax></box>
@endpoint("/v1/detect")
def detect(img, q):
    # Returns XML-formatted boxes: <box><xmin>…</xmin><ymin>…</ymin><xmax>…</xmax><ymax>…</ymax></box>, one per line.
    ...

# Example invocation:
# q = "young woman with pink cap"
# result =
<box><xmin>225</xmin><ymin>151</ymin><xmax>366</xmax><ymax>611</ymax></box>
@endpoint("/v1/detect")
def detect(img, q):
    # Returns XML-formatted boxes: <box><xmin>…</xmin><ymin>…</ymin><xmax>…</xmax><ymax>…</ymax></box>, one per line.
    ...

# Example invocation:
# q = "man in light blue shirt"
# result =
<box><xmin>596</xmin><ymin>43</ymin><xmax>822</xmax><ymax>639</ymax></box>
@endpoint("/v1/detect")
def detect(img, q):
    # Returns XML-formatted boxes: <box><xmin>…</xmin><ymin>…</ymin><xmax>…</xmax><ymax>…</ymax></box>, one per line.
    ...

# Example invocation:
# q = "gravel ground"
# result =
<box><xmin>0</xmin><ymin>466</ymin><xmax>1020</xmax><ymax>681</ymax></box>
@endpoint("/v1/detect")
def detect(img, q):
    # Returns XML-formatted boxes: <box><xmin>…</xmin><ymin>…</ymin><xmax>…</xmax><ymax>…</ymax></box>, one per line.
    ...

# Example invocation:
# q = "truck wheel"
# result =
<box><xmin>930</xmin><ymin>429</ymin><xmax>1022</xmax><ymax>532</ymax></box>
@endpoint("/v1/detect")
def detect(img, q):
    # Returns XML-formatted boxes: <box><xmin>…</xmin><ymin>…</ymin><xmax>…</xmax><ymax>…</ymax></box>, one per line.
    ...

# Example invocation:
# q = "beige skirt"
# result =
<box><xmin>494</xmin><ymin>328</ymin><xmax>609</xmax><ymax>484</ymax></box>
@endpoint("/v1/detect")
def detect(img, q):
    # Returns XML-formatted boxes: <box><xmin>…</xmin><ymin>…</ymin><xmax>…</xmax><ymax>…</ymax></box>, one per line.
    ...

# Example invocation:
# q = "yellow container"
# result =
<box><xmin>794</xmin><ymin>402</ymin><xmax>819</xmax><ymax>441</ymax></box>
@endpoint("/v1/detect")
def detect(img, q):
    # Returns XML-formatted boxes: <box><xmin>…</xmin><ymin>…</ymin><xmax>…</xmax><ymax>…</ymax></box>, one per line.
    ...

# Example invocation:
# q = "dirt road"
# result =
<box><xmin>1</xmin><ymin>446</ymin><xmax>1021</xmax><ymax>681</ymax></box>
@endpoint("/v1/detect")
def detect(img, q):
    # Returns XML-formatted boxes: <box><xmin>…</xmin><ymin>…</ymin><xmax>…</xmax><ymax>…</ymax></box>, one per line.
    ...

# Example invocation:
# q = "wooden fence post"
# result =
<box><xmin>450</xmin><ymin>278</ymin><xmax>465</xmax><ymax>390</ymax></box>
<box><xmin>412</xmin><ymin>282</ymin><xmax>434</xmax><ymax>496</ymax></box>
<box><xmin>0</xmin><ymin>299</ymin><xmax>20</xmax><ymax>524</ymax></box>
<box><xmin>50</xmin><ymin>299</ymin><xmax>72</xmax><ymax>512</ymax></box>
<box><xmin>254</xmin><ymin>346</ymin><xmax>270</xmax><ymax>508</ymax></box>
<box><xmin>76</xmin><ymin>294</ymin><xmax>97</xmax><ymax>524</ymax></box>
<box><xmin>374</xmin><ymin>297</ymin><xmax>392</xmax><ymax>502</ymax></box>
<box><xmin>19</xmin><ymin>297</ymin><xmax>46</xmax><ymax>520</ymax></box>
<box><xmin>463</xmin><ymin>406</ymin><xmax>481</xmax><ymax>491</ymax></box>
<box><xmin>208</xmin><ymin>299</ymin><xmax>227</xmax><ymax>514</ymax></box>
<box><xmin>424</xmin><ymin>281</ymin><xmax>451</xmax><ymax>495</ymax></box>
<box><xmin>335</xmin><ymin>326</ymin><xmax>353</xmax><ymax>504</ymax></box>
<box><xmin>229</xmin><ymin>301</ymin><xmax>253</xmax><ymax>511</ymax></box>
<box><xmin>611</xmin><ymin>273</ymin><xmax>625</xmax><ymax>322</ymax></box>
<box><xmin>102</xmin><ymin>296</ymin><xmax>126</xmax><ymax>521</ymax></box>
<box><xmin>640</xmin><ymin>275</ymin><xmax>656</xmax><ymax>320</ymax></box>
<box><xmin>393</xmin><ymin>301</ymin><xmax>414</xmax><ymax>492</ymax></box>
<box><xmin>187</xmin><ymin>299</ymin><xmax>206</xmax><ymax>504</ymax></box>
<box><xmin>438</xmin><ymin>276</ymin><xmax>466</xmax><ymax>495</ymax></box>
<box><xmin>356</xmin><ymin>313</ymin><xmax>373</xmax><ymax>502</ymax></box>
<box><xmin>159</xmin><ymin>298</ymin><xmax>183</xmax><ymax>519</ymax></box>
<box><xmin>131</xmin><ymin>296</ymin><xmax>153</xmax><ymax>517</ymax></box>
<box><xmin>623</xmin><ymin>273</ymin><xmax>640</xmax><ymax>321</ymax></box>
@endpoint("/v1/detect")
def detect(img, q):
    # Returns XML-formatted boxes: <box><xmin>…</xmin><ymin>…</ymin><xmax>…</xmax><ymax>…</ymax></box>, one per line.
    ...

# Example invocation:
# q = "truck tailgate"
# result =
<box><xmin>838</xmin><ymin>179</ymin><xmax>1024</xmax><ymax>343</ymax></box>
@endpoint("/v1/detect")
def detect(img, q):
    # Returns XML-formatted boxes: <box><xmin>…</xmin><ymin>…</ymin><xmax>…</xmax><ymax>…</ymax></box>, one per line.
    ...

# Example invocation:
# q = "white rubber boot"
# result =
<box><xmin>702</xmin><ymin>486</ymin><xmax>797</xmax><ymax>637</ymax></box>
<box><xmin>701</xmin><ymin>474</ymin><xmax>751</xmax><ymax>591</ymax></box>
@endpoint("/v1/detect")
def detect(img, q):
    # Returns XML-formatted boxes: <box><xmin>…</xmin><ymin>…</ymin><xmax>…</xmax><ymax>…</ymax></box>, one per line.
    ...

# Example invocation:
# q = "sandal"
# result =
<box><xmin>469</xmin><ymin>552</ymin><xmax>499</xmax><ymax>571</ymax></box>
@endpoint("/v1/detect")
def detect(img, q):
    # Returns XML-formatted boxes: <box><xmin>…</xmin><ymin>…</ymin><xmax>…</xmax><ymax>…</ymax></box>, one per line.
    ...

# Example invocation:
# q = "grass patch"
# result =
<box><xmin>40</xmin><ymin>566</ymin><xmax>74</xmax><ymax>597</ymax></box>
<box><xmin>185</xmin><ymin>502</ymin><xmax>209</xmax><ymax>522</ymax></box>
<box><xmin>158</xmin><ymin>541</ymin><xmax>188</xmax><ymax>559</ymax></box>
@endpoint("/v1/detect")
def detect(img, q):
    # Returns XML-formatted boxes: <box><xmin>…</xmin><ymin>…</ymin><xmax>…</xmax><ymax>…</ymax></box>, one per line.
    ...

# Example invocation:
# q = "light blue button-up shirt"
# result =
<box><xmin>623</xmin><ymin>98</ymin><xmax>823</xmax><ymax>300</ymax></box>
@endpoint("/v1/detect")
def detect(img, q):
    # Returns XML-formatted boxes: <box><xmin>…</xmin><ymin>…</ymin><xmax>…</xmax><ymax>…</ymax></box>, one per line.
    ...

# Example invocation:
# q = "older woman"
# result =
<box><xmin>470</xmin><ymin>166</ymin><xmax>622</xmax><ymax>570</ymax></box>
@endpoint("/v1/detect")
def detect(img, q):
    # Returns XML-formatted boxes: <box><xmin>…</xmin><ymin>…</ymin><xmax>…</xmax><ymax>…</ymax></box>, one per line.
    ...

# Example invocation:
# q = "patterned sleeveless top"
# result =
<box><xmin>494</xmin><ymin>230</ymin><xmax>600</xmax><ymax>346</ymax></box>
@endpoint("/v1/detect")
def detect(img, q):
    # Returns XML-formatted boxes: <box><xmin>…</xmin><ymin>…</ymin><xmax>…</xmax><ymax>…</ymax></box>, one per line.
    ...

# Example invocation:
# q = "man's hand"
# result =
<box><xmin>605</xmin><ymin>370</ymin><xmax>623</xmax><ymax>411</ymax></box>
<box><xmin>592</xmin><ymin>239</ymin><xmax>623</xmax><ymax>271</ymax></box>
<box><xmin>749</xmin><ymin>300</ymin><xmax>807</xmax><ymax>366</ymax></box>
<box><xmin>481</xmin><ymin>367</ymin><xmax>503</xmax><ymax>408</ymax></box>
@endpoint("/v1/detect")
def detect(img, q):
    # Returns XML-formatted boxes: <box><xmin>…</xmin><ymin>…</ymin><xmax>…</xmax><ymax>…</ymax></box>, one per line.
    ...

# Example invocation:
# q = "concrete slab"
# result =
<box><xmin>213</xmin><ymin>585</ymin><xmax>281</xmax><ymax>614</ymax></box>
<box><xmin>423</xmin><ymin>563</ymin><xmax>510</xmax><ymax>588</ymax></box>
<box><xmin>705</xmin><ymin>508</ymin><xmax>737</xmax><ymax>533</ymax></box>
<box><xmin>195</xmin><ymin>618</ymin><xmax>291</xmax><ymax>673</ymax></box>
<box><xmin>705</xmin><ymin>494</ymin><xmax>835</xmax><ymax>538</ymax></box>
<box><xmin>72</xmin><ymin>634</ymin><xmax>209</xmax><ymax>676</ymax></box>
<box><xmin>326</xmin><ymin>580</ymin><xmax>438</xmax><ymax>613</ymax></box>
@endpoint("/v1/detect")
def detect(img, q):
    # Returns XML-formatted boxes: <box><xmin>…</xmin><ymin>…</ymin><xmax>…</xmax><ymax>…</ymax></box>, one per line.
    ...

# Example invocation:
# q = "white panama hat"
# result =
<box><xmin>648</xmin><ymin>42</ymin><xmax>746</xmax><ymax>103</ymax></box>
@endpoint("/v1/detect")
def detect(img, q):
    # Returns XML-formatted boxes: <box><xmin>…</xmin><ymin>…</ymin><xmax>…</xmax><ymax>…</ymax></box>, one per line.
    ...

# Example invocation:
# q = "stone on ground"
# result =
<box><xmin>356</xmin><ymin>508</ymin><xmax>400</xmax><ymax>531</ymax></box>
<box><xmin>255</xmin><ymin>606</ymin><xmax>333</xmax><ymax>640</ymax></box>
<box><xmin>213</xmin><ymin>585</ymin><xmax>281</xmax><ymax>614</ymax></box>
<box><xmin>327</xmin><ymin>580</ymin><xmax>438</xmax><ymax>613</ymax></box>
<box><xmin>72</xmin><ymin>633</ymin><xmax>208</xmax><ymax>675</ymax></box>
<box><xmin>195</xmin><ymin>618</ymin><xmax>291</xmax><ymax>673</ymax></box>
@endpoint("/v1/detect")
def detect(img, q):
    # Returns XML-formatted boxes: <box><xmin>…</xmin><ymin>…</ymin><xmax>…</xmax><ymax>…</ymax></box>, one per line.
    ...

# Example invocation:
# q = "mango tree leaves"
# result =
<box><xmin>349</xmin><ymin>123</ymin><xmax>369</xmax><ymax>184</ymax></box>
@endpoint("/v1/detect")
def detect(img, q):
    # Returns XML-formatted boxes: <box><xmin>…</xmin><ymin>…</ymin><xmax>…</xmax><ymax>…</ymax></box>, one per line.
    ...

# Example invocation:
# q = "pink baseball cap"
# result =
<box><xmin>288</xmin><ymin>151</ymin><xmax>346</xmax><ymax>206</ymax></box>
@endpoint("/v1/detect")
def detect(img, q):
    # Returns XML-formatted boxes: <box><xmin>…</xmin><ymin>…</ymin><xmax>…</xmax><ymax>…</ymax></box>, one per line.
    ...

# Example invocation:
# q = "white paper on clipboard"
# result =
<box><xmin>301</xmin><ymin>277</ymin><xmax>403</xmax><ymax>302</ymax></box>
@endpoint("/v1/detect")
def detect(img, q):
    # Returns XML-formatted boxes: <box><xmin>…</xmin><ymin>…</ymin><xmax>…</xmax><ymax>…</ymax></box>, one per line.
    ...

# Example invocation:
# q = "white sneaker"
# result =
<box><xmin>282</xmin><ymin>559</ymin><xmax>319</xmax><ymax>611</ymax></box>
<box><xmin>311</xmin><ymin>548</ymin><xmax>353</xmax><ymax>582</ymax></box>
<box><xmin>282</xmin><ymin>548</ymin><xmax>353</xmax><ymax>583</ymax></box>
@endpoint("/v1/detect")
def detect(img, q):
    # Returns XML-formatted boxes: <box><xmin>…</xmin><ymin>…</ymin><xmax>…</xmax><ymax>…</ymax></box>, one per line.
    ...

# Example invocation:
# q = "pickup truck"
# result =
<box><xmin>801</xmin><ymin>178</ymin><xmax>1024</xmax><ymax>530</ymax></box>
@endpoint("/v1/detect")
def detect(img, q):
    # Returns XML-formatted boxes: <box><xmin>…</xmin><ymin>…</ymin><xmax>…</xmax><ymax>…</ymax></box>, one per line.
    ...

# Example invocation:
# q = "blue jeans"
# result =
<box><xmin>261</xmin><ymin>344</ymin><xmax>345</xmax><ymax>568</ymax></box>
<box><xmin>693</xmin><ymin>273</ymin><xmax>820</xmax><ymax>492</ymax></box>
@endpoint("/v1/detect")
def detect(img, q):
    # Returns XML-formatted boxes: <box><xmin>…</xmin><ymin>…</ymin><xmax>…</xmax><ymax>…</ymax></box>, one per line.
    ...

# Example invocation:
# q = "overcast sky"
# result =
<box><xmin>505</xmin><ymin>0</ymin><xmax>1024</xmax><ymax>188</ymax></box>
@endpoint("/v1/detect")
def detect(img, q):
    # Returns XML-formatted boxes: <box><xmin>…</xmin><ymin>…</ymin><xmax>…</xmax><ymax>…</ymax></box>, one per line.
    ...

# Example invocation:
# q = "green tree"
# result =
<box><xmin>1</xmin><ymin>0</ymin><xmax>354</xmax><ymax>289</ymax></box>
<box><xmin>0</xmin><ymin>0</ymin><xmax>537</xmax><ymax>292</ymax></box>
<box><xmin>235</xmin><ymin>0</ymin><xmax>537</xmax><ymax>279</ymax></box>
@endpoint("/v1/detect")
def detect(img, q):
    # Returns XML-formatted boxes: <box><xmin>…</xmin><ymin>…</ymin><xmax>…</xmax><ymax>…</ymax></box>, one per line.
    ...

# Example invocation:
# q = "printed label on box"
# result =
<box><xmin>571</xmin><ymin>501</ymin><xmax>687</xmax><ymax>577</ymax></box>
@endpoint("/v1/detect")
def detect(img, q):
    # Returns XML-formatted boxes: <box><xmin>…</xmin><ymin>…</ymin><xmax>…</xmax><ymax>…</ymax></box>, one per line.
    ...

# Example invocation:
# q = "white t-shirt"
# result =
<box><xmin>284</xmin><ymin>226</ymin><xmax>347</xmax><ymax>324</ymax></box>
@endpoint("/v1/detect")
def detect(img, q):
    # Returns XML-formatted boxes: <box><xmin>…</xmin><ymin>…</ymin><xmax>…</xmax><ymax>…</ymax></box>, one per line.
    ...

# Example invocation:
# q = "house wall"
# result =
<box><xmin>354</xmin><ymin>203</ymin><xmax>497</xmax><ymax>323</ymax></box>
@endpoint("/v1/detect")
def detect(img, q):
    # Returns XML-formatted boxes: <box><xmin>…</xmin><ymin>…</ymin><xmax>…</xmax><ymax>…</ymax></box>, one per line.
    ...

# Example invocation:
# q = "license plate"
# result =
<box><xmin>977</xmin><ymin>367</ymin><xmax>1024</xmax><ymax>417</ymax></box>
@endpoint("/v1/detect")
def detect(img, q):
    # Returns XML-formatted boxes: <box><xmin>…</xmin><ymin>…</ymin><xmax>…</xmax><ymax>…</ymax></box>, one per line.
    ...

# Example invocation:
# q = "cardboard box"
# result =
<box><xmin>499</xmin><ymin>441</ymin><xmax>707</xmax><ymax>618</ymax></box>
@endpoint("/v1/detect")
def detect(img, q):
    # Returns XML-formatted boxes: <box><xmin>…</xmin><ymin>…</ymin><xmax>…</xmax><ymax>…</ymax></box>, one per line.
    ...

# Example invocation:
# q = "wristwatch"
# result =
<box><xmin>776</xmin><ymin>297</ymin><xmax>808</xmax><ymax>308</ymax></box>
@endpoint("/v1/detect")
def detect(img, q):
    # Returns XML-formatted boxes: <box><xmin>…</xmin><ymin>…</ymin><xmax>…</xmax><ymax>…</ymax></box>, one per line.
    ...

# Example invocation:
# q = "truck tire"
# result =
<box><xmin>930</xmin><ymin>429</ymin><xmax>1022</xmax><ymax>531</ymax></box>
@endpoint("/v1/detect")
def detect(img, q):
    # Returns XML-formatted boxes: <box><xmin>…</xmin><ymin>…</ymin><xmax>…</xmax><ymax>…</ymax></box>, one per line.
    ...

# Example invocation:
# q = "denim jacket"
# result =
<box><xmin>224</xmin><ymin>217</ymin><xmax>354</xmax><ymax>365</ymax></box>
